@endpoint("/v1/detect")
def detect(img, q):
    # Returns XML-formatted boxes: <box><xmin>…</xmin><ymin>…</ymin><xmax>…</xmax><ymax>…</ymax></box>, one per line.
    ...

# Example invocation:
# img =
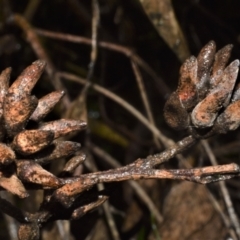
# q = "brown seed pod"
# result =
<box><xmin>163</xmin><ymin>91</ymin><xmax>190</xmax><ymax>130</ymax></box>
<box><xmin>39</xmin><ymin>119</ymin><xmax>87</xmax><ymax>139</ymax></box>
<box><xmin>3</xmin><ymin>95</ymin><xmax>38</xmax><ymax>137</ymax></box>
<box><xmin>30</xmin><ymin>90</ymin><xmax>65</xmax><ymax>122</ymax></box>
<box><xmin>0</xmin><ymin>67</ymin><xmax>11</xmax><ymax>117</ymax></box>
<box><xmin>0</xmin><ymin>173</ymin><xmax>28</xmax><ymax>198</ymax></box>
<box><xmin>71</xmin><ymin>195</ymin><xmax>108</xmax><ymax>220</ymax></box>
<box><xmin>232</xmin><ymin>82</ymin><xmax>240</xmax><ymax>102</ymax></box>
<box><xmin>18</xmin><ymin>223</ymin><xmax>39</xmax><ymax>240</ymax></box>
<box><xmin>0</xmin><ymin>143</ymin><xmax>16</xmax><ymax>165</ymax></box>
<box><xmin>211</xmin><ymin>44</ymin><xmax>233</xmax><ymax>83</ymax></box>
<box><xmin>177</xmin><ymin>56</ymin><xmax>198</xmax><ymax>110</ymax></box>
<box><xmin>62</xmin><ymin>153</ymin><xmax>86</xmax><ymax>174</ymax></box>
<box><xmin>9</xmin><ymin>60</ymin><xmax>46</xmax><ymax>96</ymax></box>
<box><xmin>12</xmin><ymin>130</ymin><xmax>54</xmax><ymax>155</ymax></box>
<box><xmin>17</xmin><ymin>160</ymin><xmax>63</xmax><ymax>188</ymax></box>
<box><xmin>191</xmin><ymin>89</ymin><xmax>225</xmax><ymax>128</ymax></box>
<box><xmin>0</xmin><ymin>68</ymin><xmax>11</xmax><ymax>140</ymax></box>
<box><xmin>214</xmin><ymin>100</ymin><xmax>240</xmax><ymax>134</ymax></box>
<box><xmin>196</xmin><ymin>41</ymin><xmax>216</xmax><ymax>99</ymax></box>
<box><xmin>34</xmin><ymin>141</ymin><xmax>81</xmax><ymax>165</ymax></box>
<box><xmin>54</xmin><ymin>178</ymin><xmax>92</xmax><ymax>207</ymax></box>
<box><xmin>215</xmin><ymin>60</ymin><xmax>239</xmax><ymax>107</ymax></box>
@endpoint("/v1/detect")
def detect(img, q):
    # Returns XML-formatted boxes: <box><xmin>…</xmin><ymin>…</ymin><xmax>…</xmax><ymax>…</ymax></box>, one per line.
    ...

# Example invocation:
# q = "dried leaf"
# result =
<box><xmin>30</xmin><ymin>90</ymin><xmax>65</xmax><ymax>122</ymax></box>
<box><xmin>12</xmin><ymin>130</ymin><xmax>54</xmax><ymax>155</ymax></box>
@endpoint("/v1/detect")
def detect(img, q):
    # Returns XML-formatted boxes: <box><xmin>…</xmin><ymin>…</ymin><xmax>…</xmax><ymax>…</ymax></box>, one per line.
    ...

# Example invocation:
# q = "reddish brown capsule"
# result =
<box><xmin>164</xmin><ymin>92</ymin><xmax>190</xmax><ymax>130</ymax></box>
<box><xmin>9</xmin><ymin>60</ymin><xmax>46</xmax><ymax>96</ymax></box>
<box><xmin>0</xmin><ymin>173</ymin><xmax>28</xmax><ymax>198</ymax></box>
<box><xmin>71</xmin><ymin>195</ymin><xmax>108</xmax><ymax>220</ymax></box>
<box><xmin>54</xmin><ymin>178</ymin><xmax>92</xmax><ymax>207</ymax></box>
<box><xmin>0</xmin><ymin>67</ymin><xmax>11</xmax><ymax>117</ymax></box>
<box><xmin>215</xmin><ymin>60</ymin><xmax>239</xmax><ymax>107</ymax></box>
<box><xmin>3</xmin><ymin>95</ymin><xmax>38</xmax><ymax>137</ymax></box>
<box><xmin>177</xmin><ymin>56</ymin><xmax>198</xmax><ymax>110</ymax></box>
<box><xmin>18</xmin><ymin>223</ymin><xmax>39</xmax><ymax>240</ymax></box>
<box><xmin>0</xmin><ymin>68</ymin><xmax>11</xmax><ymax>140</ymax></box>
<box><xmin>30</xmin><ymin>90</ymin><xmax>65</xmax><ymax>122</ymax></box>
<box><xmin>214</xmin><ymin>100</ymin><xmax>240</xmax><ymax>134</ymax></box>
<box><xmin>0</xmin><ymin>143</ymin><xmax>16</xmax><ymax>165</ymax></box>
<box><xmin>191</xmin><ymin>89</ymin><xmax>225</xmax><ymax>128</ymax></box>
<box><xmin>196</xmin><ymin>41</ymin><xmax>216</xmax><ymax>99</ymax></box>
<box><xmin>39</xmin><ymin>119</ymin><xmax>87</xmax><ymax>139</ymax></box>
<box><xmin>12</xmin><ymin>130</ymin><xmax>54</xmax><ymax>155</ymax></box>
<box><xmin>63</xmin><ymin>153</ymin><xmax>86</xmax><ymax>174</ymax></box>
<box><xmin>34</xmin><ymin>141</ymin><xmax>81</xmax><ymax>165</ymax></box>
<box><xmin>232</xmin><ymin>82</ymin><xmax>240</xmax><ymax>102</ymax></box>
<box><xmin>17</xmin><ymin>160</ymin><xmax>62</xmax><ymax>188</ymax></box>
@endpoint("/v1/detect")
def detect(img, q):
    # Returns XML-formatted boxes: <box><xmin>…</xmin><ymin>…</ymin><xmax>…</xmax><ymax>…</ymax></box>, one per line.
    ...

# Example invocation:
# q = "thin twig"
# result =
<box><xmin>202</xmin><ymin>140</ymin><xmax>240</xmax><ymax>238</ymax></box>
<box><xmin>131</xmin><ymin>60</ymin><xmax>161</xmax><ymax>148</ymax></box>
<box><xmin>87</xmin><ymin>0</ymin><xmax>100</xmax><ymax>81</ymax></box>
<box><xmin>54</xmin><ymin>135</ymin><xmax>240</xmax><ymax>207</ymax></box>
<box><xmin>57</xmin><ymin>71</ymin><xmax>173</xmax><ymax>147</ymax></box>
<box><xmin>23</xmin><ymin>0</ymin><xmax>41</xmax><ymax>21</ymax></box>
<box><xmin>89</xmin><ymin>142</ymin><xmax>163</xmax><ymax>224</ymax></box>
<box><xmin>85</xmin><ymin>150</ymin><xmax>121</xmax><ymax>240</ymax></box>
<box><xmin>9</xmin><ymin>14</ymin><xmax>70</xmax><ymax>108</ymax></box>
<box><xmin>34</xmin><ymin>28</ymin><xmax>171</xmax><ymax>96</ymax></box>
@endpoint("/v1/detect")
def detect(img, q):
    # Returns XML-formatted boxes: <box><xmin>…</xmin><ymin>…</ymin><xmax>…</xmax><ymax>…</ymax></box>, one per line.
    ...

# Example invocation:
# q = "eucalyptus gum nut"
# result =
<box><xmin>164</xmin><ymin>92</ymin><xmax>190</xmax><ymax>130</ymax></box>
<box><xmin>12</xmin><ymin>130</ymin><xmax>54</xmax><ymax>155</ymax></box>
<box><xmin>0</xmin><ymin>143</ymin><xmax>16</xmax><ymax>165</ymax></box>
<box><xmin>4</xmin><ymin>95</ymin><xmax>38</xmax><ymax>137</ymax></box>
<box><xmin>30</xmin><ymin>90</ymin><xmax>65</xmax><ymax>122</ymax></box>
<box><xmin>39</xmin><ymin>119</ymin><xmax>87</xmax><ymax>139</ymax></box>
<box><xmin>16</xmin><ymin>160</ymin><xmax>63</xmax><ymax>188</ymax></box>
<box><xmin>177</xmin><ymin>56</ymin><xmax>198</xmax><ymax>110</ymax></box>
<box><xmin>196</xmin><ymin>41</ymin><xmax>216</xmax><ymax>99</ymax></box>
<box><xmin>34</xmin><ymin>141</ymin><xmax>81</xmax><ymax>165</ymax></box>
<box><xmin>214</xmin><ymin>100</ymin><xmax>240</xmax><ymax>134</ymax></box>
<box><xmin>9</xmin><ymin>60</ymin><xmax>46</xmax><ymax>96</ymax></box>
